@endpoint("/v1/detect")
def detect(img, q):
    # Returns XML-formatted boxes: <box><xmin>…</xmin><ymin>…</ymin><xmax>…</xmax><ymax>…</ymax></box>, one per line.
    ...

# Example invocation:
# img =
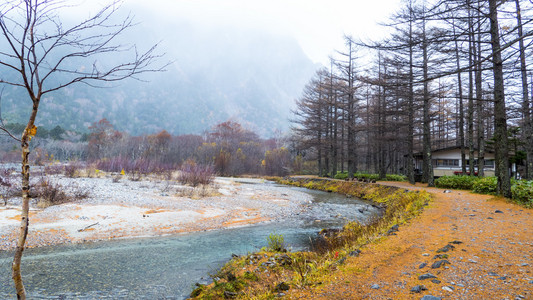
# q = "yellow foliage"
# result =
<box><xmin>26</xmin><ymin>125</ymin><xmax>37</xmax><ymax>141</ymax></box>
<box><xmin>120</xmin><ymin>169</ymin><xmax>125</xmax><ymax>175</ymax></box>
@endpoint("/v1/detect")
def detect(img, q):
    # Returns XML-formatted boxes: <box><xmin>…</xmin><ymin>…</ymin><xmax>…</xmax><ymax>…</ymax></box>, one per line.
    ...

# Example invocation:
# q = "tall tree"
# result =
<box><xmin>515</xmin><ymin>0</ymin><xmax>533</xmax><ymax>180</ymax></box>
<box><xmin>488</xmin><ymin>0</ymin><xmax>511</xmax><ymax>197</ymax></box>
<box><xmin>334</xmin><ymin>36</ymin><xmax>359</xmax><ymax>178</ymax></box>
<box><xmin>420</xmin><ymin>2</ymin><xmax>435</xmax><ymax>186</ymax></box>
<box><xmin>0</xmin><ymin>1</ymin><xmax>163</xmax><ymax>298</ymax></box>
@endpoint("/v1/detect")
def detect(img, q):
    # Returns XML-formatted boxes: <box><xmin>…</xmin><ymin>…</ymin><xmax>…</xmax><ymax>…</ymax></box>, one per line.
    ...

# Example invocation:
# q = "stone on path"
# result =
<box><xmin>431</xmin><ymin>260</ymin><xmax>450</xmax><ymax>269</ymax></box>
<box><xmin>419</xmin><ymin>273</ymin><xmax>437</xmax><ymax>280</ymax></box>
<box><xmin>410</xmin><ymin>285</ymin><xmax>427</xmax><ymax>293</ymax></box>
<box><xmin>421</xmin><ymin>296</ymin><xmax>442</xmax><ymax>300</ymax></box>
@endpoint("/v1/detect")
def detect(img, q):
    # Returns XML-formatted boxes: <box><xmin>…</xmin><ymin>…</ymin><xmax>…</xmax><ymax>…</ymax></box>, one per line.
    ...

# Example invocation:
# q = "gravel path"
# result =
<box><xmin>0</xmin><ymin>175</ymin><xmax>312</xmax><ymax>250</ymax></box>
<box><xmin>287</xmin><ymin>182</ymin><xmax>533</xmax><ymax>300</ymax></box>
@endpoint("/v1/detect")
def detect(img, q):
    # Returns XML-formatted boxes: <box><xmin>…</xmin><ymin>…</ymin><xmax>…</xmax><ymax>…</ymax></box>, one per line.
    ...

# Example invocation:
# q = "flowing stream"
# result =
<box><xmin>0</xmin><ymin>181</ymin><xmax>379</xmax><ymax>299</ymax></box>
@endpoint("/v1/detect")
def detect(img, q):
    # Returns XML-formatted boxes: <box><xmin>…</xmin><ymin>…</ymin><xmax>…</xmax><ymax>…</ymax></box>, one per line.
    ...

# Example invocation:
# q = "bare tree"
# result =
<box><xmin>0</xmin><ymin>0</ymin><xmax>164</xmax><ymax>298</ymax></box>
<box><xmin>514</xmin><ymin>0</ymin><xmax>533</xmax><ymax>180</ymax></box>
<box><xmin>488</xmin><ymin>0</ymin><xmax>511</xmax><ymax>197</ymax></box>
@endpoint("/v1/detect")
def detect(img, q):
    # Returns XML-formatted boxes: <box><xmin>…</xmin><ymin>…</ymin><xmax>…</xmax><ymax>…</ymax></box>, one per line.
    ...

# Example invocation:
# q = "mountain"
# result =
<box><xmin>1</xmin><ymin>12</ymin><xmax>318</xmax><ymax>137</ymax></box>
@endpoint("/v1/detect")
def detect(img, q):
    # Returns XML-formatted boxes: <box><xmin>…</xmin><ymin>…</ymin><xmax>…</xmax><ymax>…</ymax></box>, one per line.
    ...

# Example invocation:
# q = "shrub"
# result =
<box><xmin>334</xmin><ymin>172</ymin><xmax>348</xmax><ymax>180</ymax></box>
<box><xmin>34</xmin><ymin>178</ymin><xmax>91</xmax><ymax>208</ymax></box>
<box><xmin>385</xmin><ymin>174</ymin><xmax>407</xmax><ymax>182</ymax></box>
<box><xmin>472</xmin><ymin>176</ymin><xmax>497</xmax><ymax>194</ymax></box>
<box><xmin>177</xmin><ymin>161</ymin><xmax>214</xmax><ymax>187</ymax></box>
<box><xmin>1</xmin><ymin>168</ymin><xmax>18</xmax><ymax>205</ymax></box>
<box><xmin>95</xmin><ymin>157</ymin><xmax>177</xmax><ymax>179</ymax></box>
<box><xmin>511</xmin><ymin>180</ymin><xmax>533</xmax><ymax>208</ymax></box>
<box><xmin>354</xmin><ymin>173</ymin><xmax>380</xmax><ymax>181</ymax></box>
<box><xmin>35</xmin><ymin>179</ymin><xmax>71</xmax><ymax>208</ymax></box>
<box><xmin>435</xmin><ymin>175</ymin><xmax>480</xmax><ymax>190</ymax></box>
<box><xmin>44</xmin><ymin>164</ymin><xmax>64</xmax><ymax>175</ymax></box>
<box><xmin>64</xmin><ymin>162</ymin><xmax>85</xmax><ymax>178</ymax></box>
<box><xmin>267</xmin><ymin>233</ymin><xmax>285</xmax><ymax>252</ymax></box>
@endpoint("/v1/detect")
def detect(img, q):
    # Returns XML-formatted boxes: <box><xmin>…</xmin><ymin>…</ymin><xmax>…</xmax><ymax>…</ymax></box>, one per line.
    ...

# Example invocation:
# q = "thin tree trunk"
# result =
<box><xmin>467</xmin><ymin>0</ymin><xmax>475</xmax><ymax>176</ymax></box>
<box><xmin>407</xmin><ymin>0</ymin><xmax>415</xmax><ymax>184</ymax></box>
<box><xmin>515</xmin><ymin>0</ymin><xmax>532</xmax><ymax>180</ymax></box>
<box><xmin>13</xmin><ymin>101</ymin><xmax>40</xmax><ymax>299</ymax></box>
<box><xmin>421</xmin><ymin>12</ymin><xmax>434</xmax><ymax>186</ymax></box>
<box><xmin>456</xmin><ymin>53</ymin><xmax>466</xmax><ymax>175</ymax></box>
<box><xmin>476</xmin><ymin>4</ymin><xmax>485</xmax><ymax>177</ymax></box>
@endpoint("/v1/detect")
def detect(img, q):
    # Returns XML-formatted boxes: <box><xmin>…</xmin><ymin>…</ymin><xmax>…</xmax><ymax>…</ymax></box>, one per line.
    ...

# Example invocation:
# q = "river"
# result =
<box><xmin>0</xmin><ymin>181</ymin><xmax>379</xmax><ymax>299</ymax></box>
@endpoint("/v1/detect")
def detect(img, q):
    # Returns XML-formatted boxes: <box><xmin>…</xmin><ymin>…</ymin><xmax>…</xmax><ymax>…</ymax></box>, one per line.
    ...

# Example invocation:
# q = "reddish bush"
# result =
<box><xmin>177</xmin><ymin>161</ymin><xmax>214</xmax><ymax>187</ymax></box>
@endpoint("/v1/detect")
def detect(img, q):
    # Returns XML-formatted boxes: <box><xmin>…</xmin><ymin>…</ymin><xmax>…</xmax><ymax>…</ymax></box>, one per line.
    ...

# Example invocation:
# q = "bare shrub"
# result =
<box><xmin>69</xmin><ymin>182</ymin><xmax>91</xmax><ymax>200</ymax></box>
<box><xmin>44</xmin><ymin>164</ymin><xmax>63</xmax><ymax>175</ymax></box>
<box><xmin>95</xmin><ymin>157</ymin><xmax>177</xmax><ymax>177</ymax></box>
<box><xmin>64</xmin><ymin>161</ymin><xmax>84</xmax><ymax>178</ymax></box>
<box><xmin>174</xmin><ymin>184</ymin><xmax>219</xmax><ymax>199</ymax></box>
<box><xmin>1</xmin><ymin>168</ymin><xmax>18</xmax><ymax>205</ymax></box>
<box><xmin>33</xmin><ymin>178</ymin><xmax>91</xmax><ymax>208</ymax></box>
<box><xmin>35</xmin><ymin>179</ymin><xmax>70</xmax><ymax>208</ymax></box>
<box><xmin>177</xmin><ymin>161</ymin><xmax>214</xmax><ymax>187</ymax></box>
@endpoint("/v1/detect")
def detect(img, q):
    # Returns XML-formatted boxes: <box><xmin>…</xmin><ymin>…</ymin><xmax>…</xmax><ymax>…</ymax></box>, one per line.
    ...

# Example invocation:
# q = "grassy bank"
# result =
<box><xmin>191</xmin><ymin>177</ymin><xmax>432</xmax><ymax>299</ymax></box>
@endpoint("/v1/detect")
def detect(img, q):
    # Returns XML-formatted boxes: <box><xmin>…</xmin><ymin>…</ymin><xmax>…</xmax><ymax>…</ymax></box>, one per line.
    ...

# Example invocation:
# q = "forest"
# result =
<box><xmin>291</xmin><ymin>0</ymin><xmax>533</xmax><ymax>197</ymax></box>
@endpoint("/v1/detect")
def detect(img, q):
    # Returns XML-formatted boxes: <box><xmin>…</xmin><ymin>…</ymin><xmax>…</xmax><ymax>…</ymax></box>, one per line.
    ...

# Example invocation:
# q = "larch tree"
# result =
<box><xmin>0</xmin><ymin>0</ymin><xmax>164</xmax><ymax>298</ymax></box>
<box><xmin>488</xmin><ymin>0</ymin><xmax>511</xmax><ymax>197</ymax></box>
<box><xmin>514</xmin><ymin>0</ymin><xmax>533</xmax><ymax>179</ymax></box>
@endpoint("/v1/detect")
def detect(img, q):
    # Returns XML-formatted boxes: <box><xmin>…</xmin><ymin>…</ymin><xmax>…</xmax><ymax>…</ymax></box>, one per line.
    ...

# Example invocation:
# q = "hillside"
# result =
<box><xmin>1</xmin><ymin>17</ymin><xmax>317</xmax><ymax>136</ymax></box>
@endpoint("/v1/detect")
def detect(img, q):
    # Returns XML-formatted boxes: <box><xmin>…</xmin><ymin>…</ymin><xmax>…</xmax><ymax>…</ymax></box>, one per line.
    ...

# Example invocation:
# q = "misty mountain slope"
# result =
<box><xmin>1</xmin><ymin>17</ymin><xmax>318</xmax><ymax>136</ymax></box>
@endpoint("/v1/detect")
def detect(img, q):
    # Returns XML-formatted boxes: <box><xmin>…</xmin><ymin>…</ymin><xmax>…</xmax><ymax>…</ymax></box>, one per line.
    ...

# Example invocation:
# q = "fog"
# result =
<box><xmin>1</xmin><ymin>0</ymin><xmax>401</xmax><ymax>136</ymax></box>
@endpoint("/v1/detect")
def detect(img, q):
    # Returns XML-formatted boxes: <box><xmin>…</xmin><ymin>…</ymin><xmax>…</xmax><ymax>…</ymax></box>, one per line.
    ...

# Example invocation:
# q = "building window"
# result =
<box><xmin>432</xmin><ymin>159</ymin><xmax>459</xmax><ymax>167</ymax></box>
<box><xmin>466</xmin><ymin>159</ymin><xmax>495</xmax><ymax>168</ymax></box>
<box><xmin>484</xmin><ymin>159</ymin><xmax>495</xmax><ymax>168</ymax></box>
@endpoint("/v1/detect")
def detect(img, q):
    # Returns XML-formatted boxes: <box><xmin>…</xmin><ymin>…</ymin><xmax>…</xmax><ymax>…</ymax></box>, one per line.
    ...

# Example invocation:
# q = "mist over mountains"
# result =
<box><xmin>1</xmin><ymin>9</ymin><xmax>318</xmax><ymax>137</ymax></box>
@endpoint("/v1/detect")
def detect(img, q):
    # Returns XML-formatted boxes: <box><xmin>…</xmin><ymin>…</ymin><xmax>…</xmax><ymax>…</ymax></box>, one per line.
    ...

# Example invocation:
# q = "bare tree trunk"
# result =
<box><xmin>317</xmin><ymin>131</ymin><xmax>322</xmax><ymax>176</ymax></box>
<box><xmin>13</xmin><ymin>101</ymin><xmax>40</xmax><ymax>299</ymax></box>
<box><xmin>467</xmin><ymin>0</ymin><xmax>475</xmax><ymax>176</ymax></box>
<box><xmin>407</xmin><ymin>2</ymin><xmax>416</xmax><ymax>184</ymax></box>
<box><xmin>475</xmin><ymin>3</ymin><xmax>485</xmax><ymax>177</ymax></box>
<box><xmin>421</xmin><ymin>12</ymin><xmax>434</xmax><ymax>186</ymax></box>
<box><xmin>331</xmin><ymin>70</ymin><xmax>338</xmax><ymax>177</ymax></box>
<box><xmin>488</xmin><ymin>0</ymin><xmax>511</xmax><ymax>197</ymax></box>
<box><xmin>453</xmin><ymin>20</ymin><xmax>467</xmax><ymax>174</ymax></box>
<box><xmin>515</xmin><ymin>0</ymin><xmax>532</xmax><ymax>180</ymax></box>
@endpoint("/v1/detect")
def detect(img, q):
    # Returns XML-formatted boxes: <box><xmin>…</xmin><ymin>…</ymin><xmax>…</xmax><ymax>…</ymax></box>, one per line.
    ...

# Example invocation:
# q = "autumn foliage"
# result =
<box><xmin>78</xmin><ymin>119</ymin><xmax>296</xmax><ymax>177</ymax></box>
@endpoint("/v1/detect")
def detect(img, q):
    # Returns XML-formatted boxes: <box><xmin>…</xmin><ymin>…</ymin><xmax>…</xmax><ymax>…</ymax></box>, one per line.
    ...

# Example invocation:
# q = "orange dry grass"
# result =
<box><xmin>7</xmin><ymin>211</ymin><xmax>37</xmax><ymax>221</ymax></box>
<box><xmin>288</xmin><ymin>182</ymin><xmax>533</xmax><ymax>300</ymax></box>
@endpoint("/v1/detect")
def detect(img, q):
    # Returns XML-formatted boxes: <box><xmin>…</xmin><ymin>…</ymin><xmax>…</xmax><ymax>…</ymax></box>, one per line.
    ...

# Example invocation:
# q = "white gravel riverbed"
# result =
<box><xmin>0</xmin><ymin>174</ymin><xmax>312</xmax><ymax>250</ymax></box>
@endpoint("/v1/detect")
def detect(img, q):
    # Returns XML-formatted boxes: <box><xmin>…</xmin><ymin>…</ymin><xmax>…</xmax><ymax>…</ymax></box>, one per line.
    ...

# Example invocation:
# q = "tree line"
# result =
<box><xmin>1</xmin><ymin>119</ymin><xmax>295</xmax><ymax>177</ymax></box>
<box><xmin>291</xmin><ymin>0</ymin><xmax>533</xmax><ymax>197</ymax></box>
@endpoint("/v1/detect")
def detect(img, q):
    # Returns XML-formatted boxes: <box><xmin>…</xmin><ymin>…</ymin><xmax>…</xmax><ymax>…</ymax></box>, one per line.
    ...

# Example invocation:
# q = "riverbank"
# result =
<box><xmin>0</xmin><ymin>176</ymin><xmax>311</xmax><ymax>250</ymax></box>
<box><xmin>305</xmin><ymin>181</ymin><xmax>532</xmax><ymax>300</ymax></box>
<box><xmin>191</xmin><ymin>178</ymin><xmax>532</xmax><ymax>299</ymax></box>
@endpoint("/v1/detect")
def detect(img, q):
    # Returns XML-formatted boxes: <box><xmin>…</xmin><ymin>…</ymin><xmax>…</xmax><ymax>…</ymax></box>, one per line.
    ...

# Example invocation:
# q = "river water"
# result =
<box><xmin>0</xmin><ymin>182</ymin><xmax>378</xmax><ymax>299</ymax></box>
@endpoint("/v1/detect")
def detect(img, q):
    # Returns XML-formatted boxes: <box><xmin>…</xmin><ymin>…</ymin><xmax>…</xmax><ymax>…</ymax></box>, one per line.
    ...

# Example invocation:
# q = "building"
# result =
<box><xmin>414</xmin><ymin>146</ymin><xmax>495</xmax><ymax>177</ymax></box>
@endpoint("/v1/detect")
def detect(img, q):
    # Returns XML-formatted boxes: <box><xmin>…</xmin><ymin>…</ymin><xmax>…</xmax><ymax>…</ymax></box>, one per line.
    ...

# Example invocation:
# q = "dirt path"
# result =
<box><xmin>289</xmin><ymin>182</ymin><xmax>533</xmax><ymax>300</ymax></box>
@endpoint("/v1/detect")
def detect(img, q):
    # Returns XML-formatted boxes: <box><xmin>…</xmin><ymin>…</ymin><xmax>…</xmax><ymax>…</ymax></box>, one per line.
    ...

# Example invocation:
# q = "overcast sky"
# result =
<box><xmin>124</xmin><ymin>0</ymin><xmax>401</xmax><ymax>65</ymax></box>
